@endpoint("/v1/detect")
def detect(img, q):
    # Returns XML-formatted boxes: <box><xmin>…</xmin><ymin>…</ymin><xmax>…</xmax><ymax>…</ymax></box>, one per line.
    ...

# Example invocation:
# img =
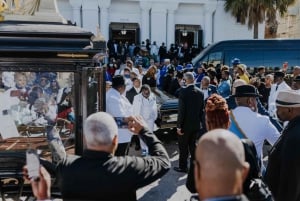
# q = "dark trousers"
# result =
<box><xmin>178</xmin><ymin>132</ymin><xmax>197</xmax><ymax>169</ymax></box>
<box><xmin>115</xmin><ymin>142</ymin><xmax>129</xmax><ymax>156</ymax></box>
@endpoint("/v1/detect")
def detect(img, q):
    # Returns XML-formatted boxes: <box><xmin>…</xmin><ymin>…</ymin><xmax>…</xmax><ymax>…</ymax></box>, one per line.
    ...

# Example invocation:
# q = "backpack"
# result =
<box><xmin>241</xmin><ymin>139</ymin><xmax>273</xmax><ymax>201</ymax></box>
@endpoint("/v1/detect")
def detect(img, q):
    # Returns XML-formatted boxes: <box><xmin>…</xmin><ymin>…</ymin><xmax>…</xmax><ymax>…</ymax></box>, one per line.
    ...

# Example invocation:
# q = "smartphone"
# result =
<box><xmin>114</xmin><ymin>117</ymin><xmax>128</xmax><ymax>129</ymax></box>
<box><xmin>26</xmin><ymin>149</ymin><xmax>40</xmax><ymax>181</ymax></box>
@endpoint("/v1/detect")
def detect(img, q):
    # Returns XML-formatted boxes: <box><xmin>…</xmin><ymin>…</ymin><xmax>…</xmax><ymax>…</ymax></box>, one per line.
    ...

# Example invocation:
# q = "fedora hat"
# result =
<box><xmin>293</xmin><ymin>75</ymin><xmax>300</xmax><ymax>82</ymax></box>
<box><xmin>276</xmin><ymin>90</ymin><xmax>300</xmax><ymax>107</ymax></box>
<box><xmin>274</xmin><ymin>71</ymin><xmax>285</xmax><ymax>78</ymax></box>
<box><xmin>233</xmin><ymin>85</ymin><xmax>261</xmax><ymax>97</ymax></box>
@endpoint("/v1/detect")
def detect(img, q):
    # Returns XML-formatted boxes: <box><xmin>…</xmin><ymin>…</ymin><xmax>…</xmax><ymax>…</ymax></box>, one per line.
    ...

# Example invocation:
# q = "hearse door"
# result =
<box><xmin>80</xmin><ymin>66</ymin><xmax>106</xmax><ymax>151</ymax></box>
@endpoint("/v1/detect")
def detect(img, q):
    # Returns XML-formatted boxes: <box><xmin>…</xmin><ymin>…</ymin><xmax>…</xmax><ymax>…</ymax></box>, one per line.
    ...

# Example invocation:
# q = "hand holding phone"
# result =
<box><xmin>26</xmin><ymin>149</ymin><xmax>40</xmax><ymax>181</ymax></box>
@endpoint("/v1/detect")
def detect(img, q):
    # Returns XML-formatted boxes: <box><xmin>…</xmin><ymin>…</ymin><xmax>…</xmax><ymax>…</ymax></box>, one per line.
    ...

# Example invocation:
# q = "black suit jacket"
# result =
<box><xmin>265</xmin><ymin>115</ymin><xmax>300</xmax><ymax>201</ymax></box>
<box><xmin>56</xmin><ymin>129</ymin><xmax>171</xmax><ymax>201</ymax></box>
<box><xmin>177</xmin><ymin>84</ymin><xmax>204</xmax><ymax>133</ymax></box>
<box><xmin>126</xmin><ymin>87</ymin><xmax>139</xmax><ymax>104</ymax></box>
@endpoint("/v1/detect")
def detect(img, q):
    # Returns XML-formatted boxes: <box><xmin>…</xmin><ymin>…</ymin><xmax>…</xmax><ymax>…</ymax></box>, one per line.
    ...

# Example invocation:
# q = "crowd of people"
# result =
<box><xmin>19</xmin><ymin>42</ymin><xmax>300</xmax><ymax>201</ymax></box>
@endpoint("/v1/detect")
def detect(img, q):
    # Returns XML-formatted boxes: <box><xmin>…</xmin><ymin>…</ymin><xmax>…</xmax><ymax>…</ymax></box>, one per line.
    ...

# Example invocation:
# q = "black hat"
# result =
<box><xmin>233</xmin><ymin>85</ymin><xmax>261</xmax><ymax>97</ymax></box>
<box><xmin>294</xmin><ymin>75</ymin><xmax>300</xmax><ymax>82</ymax></box>
<box><xmin>112</xmin><ymin>75</ymin><xmax>125</xmax><ymax>88</ymax></box>
<box><xmin>274</xmin><ymin>71</ymin><xmax>285</xmax><ymax>78</ymax></box>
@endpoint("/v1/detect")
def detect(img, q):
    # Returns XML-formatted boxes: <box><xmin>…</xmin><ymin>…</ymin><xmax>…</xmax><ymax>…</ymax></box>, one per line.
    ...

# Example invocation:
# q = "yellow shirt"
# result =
<box><xmin>239</xmin><ymin>74</ymin><xmax>250</xmax><ymax>84</ymax></box>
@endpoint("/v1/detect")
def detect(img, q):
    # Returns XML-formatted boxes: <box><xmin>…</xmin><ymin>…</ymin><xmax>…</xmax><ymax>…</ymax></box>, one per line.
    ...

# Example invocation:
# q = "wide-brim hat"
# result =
<box><xmin>184</xmin><ymin>64</ymin><xmax>193</xmax><ymax>70</ymax></box>
<box><xmin>294</xmin><ymin>75</ymin><xmax>300</xmax><ymax>82</ymax></box>
<box><xmin>233</xmin><ymin>85</ymin><xmax>262</xmax><ymax>97</ymax></box>
<box><xmin>276</xmin><ymin>90</ymin><xmax>300</xmax><ymax>107</ymax></box>
<box><xmin>274</xmin><ymin>71</ymin><xmax>285</xmax><ymax>78</ymax></box>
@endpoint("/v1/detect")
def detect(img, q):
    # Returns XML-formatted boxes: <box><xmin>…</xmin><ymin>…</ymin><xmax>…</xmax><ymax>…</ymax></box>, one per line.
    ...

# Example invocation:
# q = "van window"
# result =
<box><xmin>208</xmin><ymin>51</ymin><xmax>222</xmax><ymax>66</ymax></box>
<box><xmin>225</xmin><ymin>50</ymin><xmax>264</xmax><ymax>67</ymax></box>
<box><xmin>263</xmin><ymin>50</ymin><xmax>300</xmax><ymax>72</ymax></box>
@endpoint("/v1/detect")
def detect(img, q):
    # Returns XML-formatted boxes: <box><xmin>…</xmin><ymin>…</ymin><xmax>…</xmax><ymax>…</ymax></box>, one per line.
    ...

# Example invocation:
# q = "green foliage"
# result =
<box><xmin>224</xmin><ymin>0</ymin><xmax>296</xmax><ymax>38</ymax></box>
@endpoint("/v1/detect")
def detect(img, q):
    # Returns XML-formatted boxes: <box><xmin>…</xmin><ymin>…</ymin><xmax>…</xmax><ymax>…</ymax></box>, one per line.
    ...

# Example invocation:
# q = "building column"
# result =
<box><xmin>81</xmin><ymin>0</ymin><xmax>99</xmax><ymax>34</ymax></box>
<box><xmin>140</xmin><ymin>2</ymin><xmax>151</xmax><ymax>42</ymax></box>
<box><xmin>69</xmin><ymin>0</ymin><xmax>82</xmax><ymax>26</ymax></box>
<box><xmin>99</xmin><ymin>0</ymin><xmax>111</xmax><ymax>42</ymax></box>
<box><xmin>203</xmin><ymin>3</ymin><xmax>216</xmax><ymax>46</ymax></box>
<box><xmin>151</xmin><ymin>5</ymin><xmax>167</xmax><ymax>47</ymax></box>
<box><xmin>166</xmin><ymin>2</ymin><xmax>179</xmax><ymax>48</ymax></box>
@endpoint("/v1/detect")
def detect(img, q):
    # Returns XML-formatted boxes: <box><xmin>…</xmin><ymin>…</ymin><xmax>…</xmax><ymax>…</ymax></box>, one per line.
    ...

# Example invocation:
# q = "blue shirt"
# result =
<box><xmin>217</xmin><ymin>79</ymin><xmax>231</xmax><ymax>98</ymax></box>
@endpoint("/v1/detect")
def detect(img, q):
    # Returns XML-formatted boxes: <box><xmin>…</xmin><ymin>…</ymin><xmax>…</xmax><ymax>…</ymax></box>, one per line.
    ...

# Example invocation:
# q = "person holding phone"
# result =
<box><xmin>42</xmin><ymin>112</ymin><xmax>170</xmax><ymax>201</ymax></box>
<box><xmin>23</xmin><ymin>166</ymin><xmax>51</xmax><ymax>201</ymax></box>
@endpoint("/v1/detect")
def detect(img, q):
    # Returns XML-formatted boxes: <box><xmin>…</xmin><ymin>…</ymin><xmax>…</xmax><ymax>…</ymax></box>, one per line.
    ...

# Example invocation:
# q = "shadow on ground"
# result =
<box><xmin>131</xmin><ymin>134</ymin><xmax>192</xmax><ymax>201</ymax></box>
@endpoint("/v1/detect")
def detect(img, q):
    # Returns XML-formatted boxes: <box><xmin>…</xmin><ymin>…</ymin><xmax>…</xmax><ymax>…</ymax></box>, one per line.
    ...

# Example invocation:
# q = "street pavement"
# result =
<box><xmin>131</xmin><ymin>136</ymin><xmax>194</xmax><ymax>201</ymax></box>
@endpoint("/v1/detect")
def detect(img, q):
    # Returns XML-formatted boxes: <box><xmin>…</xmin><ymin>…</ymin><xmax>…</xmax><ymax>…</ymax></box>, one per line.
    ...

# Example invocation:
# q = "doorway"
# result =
<box><xmin>109</xmin><ymin>23</ymin><xmax>140</xmax><ymax>45</ymax></box>
<box><xmin>175</xmin><ymin>24</ymin><xmax>202</xmax><ymax>48</ymax></box>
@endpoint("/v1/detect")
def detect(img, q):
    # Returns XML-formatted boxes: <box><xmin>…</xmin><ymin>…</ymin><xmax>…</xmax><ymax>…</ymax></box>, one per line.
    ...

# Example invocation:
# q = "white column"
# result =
<box><xmin>203</xmin><ymin>4</ymin><xmax>216</xmax><ymax>46</ymax></box>
<box><xmin>141</xmin><ymin>8</ymin><xmax>150</xmax><ymax>42</ymax></box>
<box><xmin>100</xmin><ymin>6</ymin><xmax>109</xmax><ymax>41</ymax></box>
<box><xmin>151</xmin><ymin>7</ymin><xmax>167</xmax><ymax>46</ymax></box>
<box><xmin>82</xmin><ymin>0</ymin><xmax>99</xmax><ymax>34</ymax></box>
<box><xmin>167</xmin><ymin>9</ymin><xmax>175</xmax><ymax>48</ymax></box>
<box><xmin>99</xmin><ymin>0</ymin><xmax>111</xmax><ymax>41</ymax></box>
<box><xmin>69</xmin><ymin>0</ymin><xmax>82</xmax><ymax>26</ymax></box>
<box><xmin>140</xmin><ymin>2</ymin><xmax>151</xmax><ymax>42</ymax></box>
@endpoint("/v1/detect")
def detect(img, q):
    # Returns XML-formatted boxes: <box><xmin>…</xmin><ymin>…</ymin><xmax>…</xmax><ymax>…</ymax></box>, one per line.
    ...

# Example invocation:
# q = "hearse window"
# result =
<box><xmin>208</xmin><ymin>51</ymin><xmax>222</xmax><ymax>66</ymax></box>
<box><xmin>0</xmin><ymin>71</ymin><xmax>75</xmax><ymax>161</ymax></box>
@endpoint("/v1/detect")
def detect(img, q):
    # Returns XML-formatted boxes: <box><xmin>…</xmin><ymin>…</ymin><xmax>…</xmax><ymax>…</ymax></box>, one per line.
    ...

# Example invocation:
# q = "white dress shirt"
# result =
<box><xmin>106</xmin><ymin>88</ymin><xmax>133</xmax><ymax>143</ymax></box>
<box><xmin>132</xmin><ymin>93</ymin><xmax>157</xmax><ymax>132</ymax></box>
<box><xmin>268</xmin><ymin>81</ymin><xmax>290</xmax><ymax>118</ymax></box>
<box><xmin>231</xmin><ymin>106</ymin><xmax>280</xmax><ymax>159</ymax></box>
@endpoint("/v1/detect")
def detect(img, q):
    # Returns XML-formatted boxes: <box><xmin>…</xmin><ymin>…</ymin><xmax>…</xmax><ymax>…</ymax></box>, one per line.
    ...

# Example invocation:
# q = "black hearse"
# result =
<box><xmin>0</xmin><ymin>20</ymin><xmax>106</xmax><ymax>199</ymax></box>
<box><xmin>192</xmin><ymin>39</ymin><xmax>300</xmax><ymax>73</ymax></box>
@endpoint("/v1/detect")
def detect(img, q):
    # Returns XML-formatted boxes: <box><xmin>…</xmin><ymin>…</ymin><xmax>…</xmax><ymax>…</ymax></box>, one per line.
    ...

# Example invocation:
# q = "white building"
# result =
<box><xmin>276</xmin><ymin>0</ymin><xmax>300</xmax><ymax>38</ymax></box>
<box><xmin>57</xmin><ymin>0</ymin><xmax>265</xmax><ymax>48</ymax></box>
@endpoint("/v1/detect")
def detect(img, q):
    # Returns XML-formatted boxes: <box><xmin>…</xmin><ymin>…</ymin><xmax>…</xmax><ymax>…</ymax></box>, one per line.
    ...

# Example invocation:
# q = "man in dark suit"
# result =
<box><xmin>174</xmin><ymin>72</ymin><xmax>204</xmax><ymax>173</ymax></box>
<box><xmin>52</xmin><ymin>112</ymin><xmax>170</xmax><ymax>201</ymax></box>
<box><xmin>126</xmin><ymin>77</ymin><xmax>141</xmax><ymax>104</ymax></box>
<box><xmin>265</xmin><ymin>90</ymin><xmax>300</xmax><ymax>201</ymax></box>
<box><xmin>194</xmin><ymin>129</ymin><xmax>250</xmax><ymax>201</ymax></box>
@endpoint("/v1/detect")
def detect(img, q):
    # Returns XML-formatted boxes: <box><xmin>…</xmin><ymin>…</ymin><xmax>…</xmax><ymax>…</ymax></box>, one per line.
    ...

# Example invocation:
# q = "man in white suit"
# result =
<box><xmin>132</xmin><ymin>84</ymin><xmax>157</xmax><ymax>155</ymax></box>
<box><xmin>268</xmin><ymin>71</ymin><xmax>290</xmax><ymax>118</ymax></box>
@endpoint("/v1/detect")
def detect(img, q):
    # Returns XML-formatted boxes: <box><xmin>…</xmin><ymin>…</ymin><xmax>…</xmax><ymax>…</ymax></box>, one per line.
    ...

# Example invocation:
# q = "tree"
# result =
<box><xmin>224</xmin><ymin>0</ymin><xmax>296</xmax><ymax>39</ymax></box>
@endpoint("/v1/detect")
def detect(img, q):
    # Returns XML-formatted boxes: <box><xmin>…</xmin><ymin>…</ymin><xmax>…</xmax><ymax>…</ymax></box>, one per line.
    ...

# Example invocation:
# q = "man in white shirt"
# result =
<box><xmin>106</xmin><ymin>75</ymin><xmax>133</xmax><ymax>156</ymax></box>
<box><xmin>229</xmin><ymin>85</ymin><xmax>280</xmax><ymax>171</ymax></box>
<box><xmin>268</xmin><ymin>71</ymin><xmax>290</xmax><ymax>118</ymax></box>
<box><xmin>132</xmin><ymin>84</ymin><xmax>157</xmax><ymax>155</ymax></box>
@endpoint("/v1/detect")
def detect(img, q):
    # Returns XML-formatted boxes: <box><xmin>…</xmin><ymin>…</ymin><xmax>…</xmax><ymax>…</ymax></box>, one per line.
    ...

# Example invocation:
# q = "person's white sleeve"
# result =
<box><xmin>264</xmin><ymin>117</ymin><xmax>280</xmax><ymax>145</ymax></box>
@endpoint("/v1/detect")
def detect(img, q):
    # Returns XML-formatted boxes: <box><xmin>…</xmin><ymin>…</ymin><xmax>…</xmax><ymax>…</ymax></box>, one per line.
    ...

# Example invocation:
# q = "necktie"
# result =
<box><xmin>276</xmin><ymin>84</ymin><xmax>279</xmax><ymax>91</ymax></box>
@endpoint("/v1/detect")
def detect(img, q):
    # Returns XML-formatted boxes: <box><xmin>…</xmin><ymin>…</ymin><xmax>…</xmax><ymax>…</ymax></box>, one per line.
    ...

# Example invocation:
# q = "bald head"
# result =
<box><xmin>195</xmin><ymin>129</ymin><xmax>249</xmax><ymax>200</ymax></box>
<box><xmin>84</xmin><ymin>112</ymin><xmax>118</xmax><ymax>149</ymax></box>
<box><xmin>232</xmin><ymin>79</ymin><xmax>247</xmax><ymax>95</ymax></box>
